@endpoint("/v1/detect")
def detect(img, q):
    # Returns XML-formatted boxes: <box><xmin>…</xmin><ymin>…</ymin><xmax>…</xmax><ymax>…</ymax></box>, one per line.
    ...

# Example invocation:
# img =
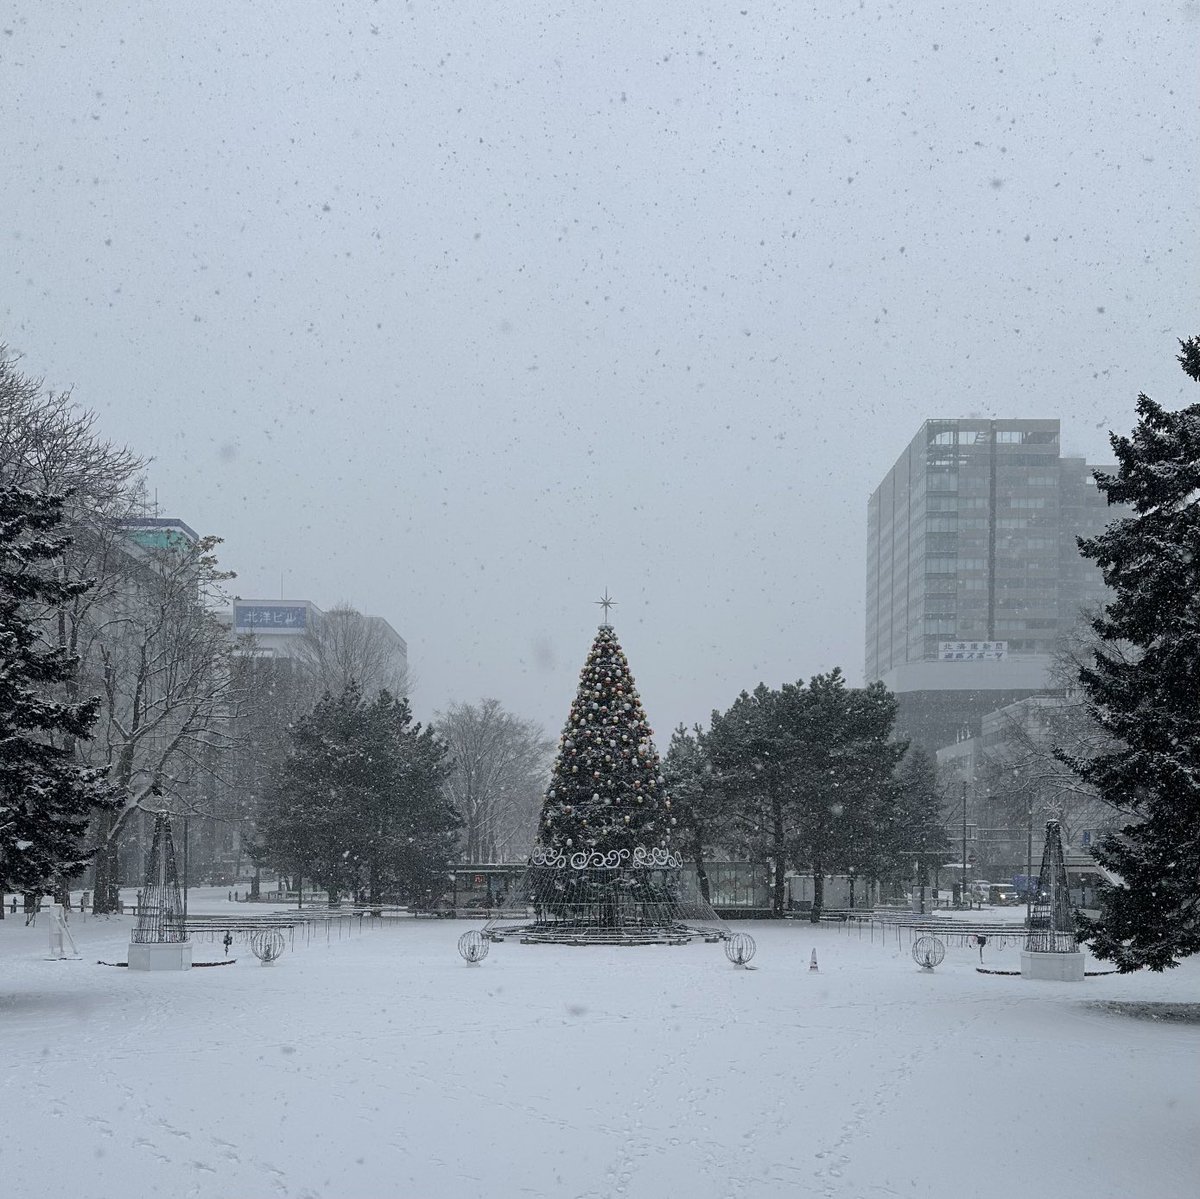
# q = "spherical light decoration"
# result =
<box><xmin>912</xmin><ymin>935</ymin><xmax>946</xmax><ymax>970</ymax></box>
<box><xmin>250</xmin><ymin>929</ymin><xmax>286</xmax><ymax>965</ymax></box>
<box><xmin>724</xmin><ymin>933</ymin><xmax>757</xmax><ymax>967</ymax></box>
<box><xmin>458</xmin><ymin>929</ymin><xmax>490</xmax><ymax>965</ymax></box>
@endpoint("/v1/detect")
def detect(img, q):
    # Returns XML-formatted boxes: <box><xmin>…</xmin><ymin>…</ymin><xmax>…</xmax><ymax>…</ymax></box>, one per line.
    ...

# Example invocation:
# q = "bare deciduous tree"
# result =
<box><xmin>69</xmin><ymin>532</ymin><xmax>242</xmax><ymax>912</ymax></box>
<box><xmin>946</xmin><ymin>618</ymin><xmax>1123</xmax><ymax>880</ymax></box>
<box><xmin>0</xmin><ymin>346</ymin><xmax>143</xmax><ymax>508</ymax></box>
<box><xmin>0</xmin><ymin>350</ymin><xmax>151</xmax><ymax>908</ymax></box>
<box><xmin>293</xmin><ymin>604</ymin><xmax>409</xmax><ymax>701</ymax></box>
<box><xmin>221</xmin><ymin>651</ymin><xmax>318</xmax><ymax>893</ymax></box>
<box><xmin>436</xmin><ymin>699</ymin><xmax>551</xmax><ymax>863</ymax></box>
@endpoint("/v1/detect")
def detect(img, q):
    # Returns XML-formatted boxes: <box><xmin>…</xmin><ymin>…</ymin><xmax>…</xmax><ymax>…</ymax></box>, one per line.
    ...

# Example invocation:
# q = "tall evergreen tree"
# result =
<box><xmin>788</xmin><ymin>673</ymin><xmax>908</xmax><ymax>917</ymax></box>
<box><xmin>258</xmin><ymin>683</ymin><xmax>459</xmax><ymax>904</ymax></box>
<box><xmin>538</xmin><ymin>623</ymin><xmax>672</xmax><ymax>854</ymax></box>
<box><xmin>1067</xmin><ymin>336</ymin><xmax>1200</xmax><ymax>971</ymax></box>
<box><xmin>706</xmin><ymin>682</ymin><xmax>803</xmax><ymax>917</ymax></box>
<box><xmin>0</xmin><ymin>486</ymin><xmax>113</xmax><ymax>896</ymax></box>
<box><xmin>662</xmin><ymin>724</ymin><xmax>723</xmax><ymax>902</ymax></box>
<box><xmin>888</xmin><ymin>747</ymin><xmax>949</xmax><ymax>889</ymax></box>
<box><xmin>707</xmin><ymin>670</ymin><xmax>907</xmax><ymax>918</ymax></box>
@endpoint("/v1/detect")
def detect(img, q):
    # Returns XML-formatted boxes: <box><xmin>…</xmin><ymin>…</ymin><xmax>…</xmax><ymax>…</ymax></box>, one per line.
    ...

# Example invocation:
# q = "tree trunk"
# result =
<box><xmin>92</xmin><ymin>825</ymin><xmax>121</xmax><ymax>915</ymax></box>
<box><xmin>771</xmin><ymin>795</ymin><xmax>787</xmax><ymax>917</ymax></box>
<box><xmin>810</xmin><ymin>866</ymin><xmax>825</xmax><ymax>924</ymax></box>
<box><xmin>250</xmin><ymin>866</ymin><xmax>261</xmax><ymax>900</ymax></box>
<box><xmin>685</xmin><ymin>827</ymin><xmax>711</xmax><ymax>904</ymax></box>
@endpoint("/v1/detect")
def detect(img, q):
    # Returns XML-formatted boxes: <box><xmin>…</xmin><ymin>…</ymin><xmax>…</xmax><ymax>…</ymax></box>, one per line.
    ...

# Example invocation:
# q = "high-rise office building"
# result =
<box><xmin>865</xmin><ymin>419</ymin><xmax>1115</xmax><ymax>751</ymax></box>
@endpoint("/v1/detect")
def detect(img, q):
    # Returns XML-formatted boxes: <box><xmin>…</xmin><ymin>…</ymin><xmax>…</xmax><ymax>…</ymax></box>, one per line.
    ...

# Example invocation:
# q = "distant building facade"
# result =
<box><xmin>229</xmin><ymin>598</ymin><xmax>324</xmax><ymax>659</ymax></box>
<box><xmin>225</xmin><ymin>598</ymin><xmax>408</xmax><ymax>677</ymax></box>
<box><xmin>936</xmin><ymin>694</ymin><xmax>1117</xmax><ymax>881</ymax></box>
<box><xmin>119</xmin><ymin>515</ymin><xmax>200</xmax><ymax>553</ymax></box>
<box><xmin>224</xmin><ymin>597</ymin><xmax>409</xmax><ymax>689</ymax></box>
<box><xmin>865</xmin><ymin>419</ymin><xmax>1116</xmax><ymax>752</ymax></box>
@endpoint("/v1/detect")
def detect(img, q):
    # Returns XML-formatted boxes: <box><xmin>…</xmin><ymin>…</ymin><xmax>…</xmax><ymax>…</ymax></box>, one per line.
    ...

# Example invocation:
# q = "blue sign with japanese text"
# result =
<box><xmin>234</xmin><ymin>604</ymin><xmax>309</xmax><ymax>633</ymax></box>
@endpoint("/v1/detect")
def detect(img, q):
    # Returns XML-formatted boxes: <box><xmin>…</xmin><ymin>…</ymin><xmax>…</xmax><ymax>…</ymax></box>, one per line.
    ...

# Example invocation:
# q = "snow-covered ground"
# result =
<box><xmin>3</xmin><ymin>891</ymin><xmax>1197</xmax><ymax>1199</ymax></box>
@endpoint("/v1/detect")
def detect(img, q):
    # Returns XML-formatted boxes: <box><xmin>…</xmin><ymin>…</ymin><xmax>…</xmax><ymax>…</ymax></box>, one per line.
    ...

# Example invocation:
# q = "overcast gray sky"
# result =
<box><xmin>3</xmin><ymin>3</ymin><xmax>1197</xmax><ymax>741</ymax></box>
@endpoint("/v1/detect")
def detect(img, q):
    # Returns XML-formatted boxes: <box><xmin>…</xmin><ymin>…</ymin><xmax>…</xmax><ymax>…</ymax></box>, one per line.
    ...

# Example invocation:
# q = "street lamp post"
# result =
<box><xmin>960</xmin><ymin>781</ymin><xmax>969</xmax><ymax>909</ymax></box>
<box><xmin>182</xmin><ymin>814</ymin><xmax>189</xmax><ymax>920</ymax></box>
<box><xmin>1026</xmin><ymin>789</ymin><xmax>1034</xmax><ymax>927</ymax></box>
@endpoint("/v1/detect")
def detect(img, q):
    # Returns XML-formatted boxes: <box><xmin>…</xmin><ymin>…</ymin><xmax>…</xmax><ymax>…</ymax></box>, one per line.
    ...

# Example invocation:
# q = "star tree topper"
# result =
<box><xmin>596</xmin><ymin>589</ymin><xmax>617</xmax><ymax>627</ymax></box>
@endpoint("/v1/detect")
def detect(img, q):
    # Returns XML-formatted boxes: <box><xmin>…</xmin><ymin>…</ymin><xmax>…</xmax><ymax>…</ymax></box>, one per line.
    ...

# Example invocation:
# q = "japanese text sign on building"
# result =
<box><xmin>234</xmin><ymin>604</ymin><xmax>309</xmax><ymax>634</ymax></box>
<box><xmin>937</xmin><ymin>640</ymin><xmax>1007</xmax><ymax>661</ymax></box>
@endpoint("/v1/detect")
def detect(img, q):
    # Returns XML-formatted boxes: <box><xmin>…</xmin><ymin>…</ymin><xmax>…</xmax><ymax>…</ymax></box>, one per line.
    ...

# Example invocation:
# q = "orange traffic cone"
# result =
<box><xmin>809</xmin><ymin>948</ymin><xmax>819</xmax><ymax>971</ymax></box>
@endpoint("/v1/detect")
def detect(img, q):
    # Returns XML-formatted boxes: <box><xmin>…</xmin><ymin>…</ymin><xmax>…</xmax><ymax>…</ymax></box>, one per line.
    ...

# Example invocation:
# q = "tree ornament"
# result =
<box><xmin>533</xmin><ymin>618</ymin><xmax>671</xmax><ymax>855</ymax></box>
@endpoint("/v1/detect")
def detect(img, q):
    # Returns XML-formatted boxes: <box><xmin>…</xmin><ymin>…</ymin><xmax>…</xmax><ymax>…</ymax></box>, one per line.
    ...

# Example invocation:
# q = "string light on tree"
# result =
<box><xmin>537</xmin><ymin>596</ymin><xmax>672</xmax><ymax>855</ymax></box>
<box><xmin>480</xmin><ymin>595</ymin><xmax>727</xmax><ymax>947</ymax></box>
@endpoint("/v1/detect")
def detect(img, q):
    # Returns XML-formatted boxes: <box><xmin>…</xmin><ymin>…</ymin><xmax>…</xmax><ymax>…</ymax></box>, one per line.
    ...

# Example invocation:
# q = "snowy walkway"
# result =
<box><xmin>3</xmin><ymin>902</ymin><xmax>1197</xmax><ymax>1199</ymax></box>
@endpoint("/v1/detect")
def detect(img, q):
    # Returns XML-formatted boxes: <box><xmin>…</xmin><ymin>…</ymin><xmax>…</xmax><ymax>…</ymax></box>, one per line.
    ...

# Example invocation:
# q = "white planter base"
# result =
<box><xmin>1021</xmin><ymin>949</ymin><xmax>1085</xmax><ymax>981</ymax></box>
<box><xmin>128</xmin><ymin>940</ymin><xmax>193</xmax><ymax>971</ymax></box>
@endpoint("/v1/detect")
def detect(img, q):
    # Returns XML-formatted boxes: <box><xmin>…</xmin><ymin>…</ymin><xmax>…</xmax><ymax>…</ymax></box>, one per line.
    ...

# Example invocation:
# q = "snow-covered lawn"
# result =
<box><xmin>3</xmin><ymin>894</ymin><xmax>1197</xmax><ymax>1199</ymax></box>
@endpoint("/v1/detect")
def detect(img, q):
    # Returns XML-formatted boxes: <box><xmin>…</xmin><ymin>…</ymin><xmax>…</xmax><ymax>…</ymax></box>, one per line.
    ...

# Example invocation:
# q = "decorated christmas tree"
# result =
<box><xmin>537</xmin><ymin>616</ymin><xmax>673</xmax><ymax>857</ymax></box>
<box><xmin>484</xmin><ymin>597</ymin><xmax>723</xmax><ymax>945</ymax></box>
